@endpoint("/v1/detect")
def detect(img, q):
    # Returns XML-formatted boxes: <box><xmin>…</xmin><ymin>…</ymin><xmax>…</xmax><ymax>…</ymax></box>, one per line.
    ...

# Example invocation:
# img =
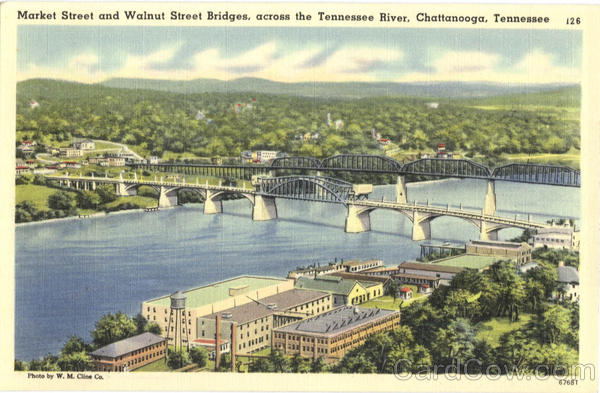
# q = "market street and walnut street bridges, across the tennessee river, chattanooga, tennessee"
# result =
<box><xmin>46</xmin><ymin>155</ymin><xmax>579</xmax><ymax>241</ymax></box>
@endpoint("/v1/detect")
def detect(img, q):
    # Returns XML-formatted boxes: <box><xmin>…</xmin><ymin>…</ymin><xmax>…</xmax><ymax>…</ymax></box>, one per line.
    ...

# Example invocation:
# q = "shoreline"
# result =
<box><xmin>15</xmin><ymin>208</ymin><xmax>147</xmax><ymax>227</ymax></box>
<box><xmin>14</xmin><ymin>178</ymin><xmax>456</xmax><ymax>227</ymax></box>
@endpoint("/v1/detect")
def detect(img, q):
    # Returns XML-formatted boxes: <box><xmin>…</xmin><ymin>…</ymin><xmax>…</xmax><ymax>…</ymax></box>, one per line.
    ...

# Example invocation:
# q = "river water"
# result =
<box><xmin>15</xmin><ymin>179</ymin><xmax>579</xmax><ymax>360</ymax></box>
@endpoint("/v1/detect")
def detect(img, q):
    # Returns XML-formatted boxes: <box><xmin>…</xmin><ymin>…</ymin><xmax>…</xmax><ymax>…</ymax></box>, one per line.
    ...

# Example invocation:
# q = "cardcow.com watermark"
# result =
<box><xmin>393</xmin><ymin>359</ymin><xmax>595</xmax><ymax>382</ymax></box>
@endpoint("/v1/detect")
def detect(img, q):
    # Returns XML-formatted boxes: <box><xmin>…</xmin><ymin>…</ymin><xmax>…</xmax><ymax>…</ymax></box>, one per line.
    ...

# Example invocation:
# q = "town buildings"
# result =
<box><xmin>393</xmin><ymin>261</ymin><xmax>463</xmax><ymax>286</ymax></box>
<box><xmin>530</xmin><ymin>225</ymin><xmax>580</xmax><ymax>251</ymax></box>
<box><xmin>73</xmin><ymin>139</ymin><xmax>95</xmax><ymax>150</ymax></box>
<box><xmin>90</xmin><ymin>332</ymin><xmax>167</xmax><ymax>372</ymax></box>
<box><xmin>466</xmin><ymin>239</ymin><xmax>532</xmax><ymax>265</ymax></box>
<box><xmin>555</xmin><ymin>262</ymin><xmax>579</xmax><ymax>302</ymax></box>
<box><xmin>272</xmin><ymin>306</ymin><xmax>400</xmax><ymax>361</ymax></box>
<box><xmin>198</xmin><ymin>289</ymin><xmax>332</xmax><ymax>354</ymax></box>
<box><xmin>342</xmin><ymin>259</ymin><xmax>384</xmax><ymax>273</ymax></box>
<box><xmin>142</xmin><ymin>276</ymin><xmax>294</xmax><ymax>348</ymax></box>
<box><xmin>287</xmin><ymin>263</ymin><xmax>346</xmax><ymax>280</ymax></box>
<box><xmin>295</xmin><ymin>276</ymin><xmax>383</xmax><ymax>307</ymax></box>
<box><xmin>59</xmin><ymin>147</ymin><xmax>83</xmax><ymax>158</ymax></box>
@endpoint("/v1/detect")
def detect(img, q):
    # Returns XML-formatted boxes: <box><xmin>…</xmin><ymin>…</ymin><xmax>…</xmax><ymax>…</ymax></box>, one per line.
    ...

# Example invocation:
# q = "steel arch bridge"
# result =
<box><xmin>319</xmin><ymin>154</ymin><xmax>404</xmax><ymax>173</ymax></box>
<box><xmin>256</xmin><ymin>176</ymin><xmax>353</xmax><ymax>204</ymax></box>
<box><xmin>492</xmin><ymin>163</ymin><xmax>581</xmax><ymax>187</ymax></box>
<box><xmin>401</xmin><ymin>158</ymin><xmax>492</xmax><ymax>179</ymax></box>
<box><xmin>269</xmin><ymin>156</ymin><xmax>321</xmax><ymax>169</ymax></box>
<box><xmin>128</xmin><ymin>154</ymin><xmax>581</xmax><ymax>187</ymax></box>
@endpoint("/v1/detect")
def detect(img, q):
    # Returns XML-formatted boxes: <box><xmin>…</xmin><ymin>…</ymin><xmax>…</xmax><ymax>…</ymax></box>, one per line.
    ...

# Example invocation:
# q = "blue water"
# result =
<box><xmin>15</xmin><ymin>179</ymin><xmax>579</xmax><ymax>360</ymax></box>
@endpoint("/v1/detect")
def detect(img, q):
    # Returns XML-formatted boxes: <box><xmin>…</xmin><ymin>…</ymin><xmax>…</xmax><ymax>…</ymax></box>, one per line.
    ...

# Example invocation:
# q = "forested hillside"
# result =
<box><xmin>16</xmin><ymin>79</ymin><xmax>580</xmax><ymax>161</ymax></box>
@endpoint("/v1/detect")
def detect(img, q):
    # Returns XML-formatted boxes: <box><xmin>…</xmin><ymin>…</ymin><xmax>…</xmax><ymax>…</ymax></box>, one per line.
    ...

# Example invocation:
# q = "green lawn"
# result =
<box><xmin>15</xmin><ymin>184</ymin><xmax>77</xmax><ymax>211</ymax></box>
<box><xmin>361</xmin><ymin>290</ymin><xmax>426</xmax><ymax>310</ymax></box>
<box><xmin>132</xmin><ymin>359</ymin><xmax>170</xmax><ymax>372</ymax></box>
<box><xmin>434</xmin><ymin>255</ymin><xmax>504</xmax><ymax>270</ymax></box>
<box><xmin>104</xmin><ymin>195</ymin><xmax>158</xmax><ymax>209</ymax></box>
<box><xmin>476</xmin><ymin>313</ymin><xmax>533</xmax><ymax>347</ymax></box>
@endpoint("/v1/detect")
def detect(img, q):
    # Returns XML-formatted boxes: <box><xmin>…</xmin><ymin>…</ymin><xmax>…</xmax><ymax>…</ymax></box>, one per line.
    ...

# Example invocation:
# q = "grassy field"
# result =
<box><xmin>15</xmin><ymin>184</ymin><xmax>77</xmax><ymax>211</ymax></box>
<box><xmin>475</xmin><ymin>313</ymin><xmax>532</xmax><ymax>347</ymax></box>
<box><xmin>361</xmin><ymin>289</ymin><xmax>426</xmax><ymax>310</ymax></box>
<box><xmin>104</xmin><ymin>195</ymin><xmax>157</xmax><ymax>209</ymax></box>
<box><xmin>502</xmin><ymin>150</ymin><xmax>580</xmax><ymax>169</ymax></box>
<box><xmin>132</xmin><ymin>359</ymin><xmax>170</xmax><ymax>372</ymax></box>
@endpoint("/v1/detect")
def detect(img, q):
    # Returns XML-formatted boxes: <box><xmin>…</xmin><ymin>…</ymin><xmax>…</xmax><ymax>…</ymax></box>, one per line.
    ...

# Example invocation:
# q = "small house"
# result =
<box><xmin>399</xmin><ymin>287</ymin><xmax>412</xmax><ymax>300</ymax></box>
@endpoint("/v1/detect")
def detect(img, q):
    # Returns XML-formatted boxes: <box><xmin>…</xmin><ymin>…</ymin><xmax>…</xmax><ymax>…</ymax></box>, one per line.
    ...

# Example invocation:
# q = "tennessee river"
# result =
<box><xmin>15</xmin><ymin>180</ymin><xmax>579</xmax><ymax>360</ymax></box>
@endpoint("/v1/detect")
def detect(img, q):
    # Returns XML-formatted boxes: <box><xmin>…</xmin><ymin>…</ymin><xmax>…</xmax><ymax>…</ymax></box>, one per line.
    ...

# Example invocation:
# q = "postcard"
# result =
<box><xmin>0</xmin><ymin>1</ymin><xmax>599</xmax><ymax>392</ymax></box>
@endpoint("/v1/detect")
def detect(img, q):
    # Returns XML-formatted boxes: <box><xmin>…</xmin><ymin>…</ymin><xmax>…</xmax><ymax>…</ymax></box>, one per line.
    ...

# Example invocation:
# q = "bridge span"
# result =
<box><xmin>46</xmin><ymin>173</ymin><xmax>554</xmax><ymax>241</ymax></box>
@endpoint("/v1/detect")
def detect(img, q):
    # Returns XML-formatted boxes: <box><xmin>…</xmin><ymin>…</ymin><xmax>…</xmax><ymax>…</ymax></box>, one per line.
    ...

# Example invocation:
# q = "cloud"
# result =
<box><xmin>17</xmin><ymin>43</ymin><xmax>578</xmax><ymax>85</ymax></box>
<box><xmin>397</xmin><ymin>49</ymin><xmax>579</xmax><ymax>84</ymax></box>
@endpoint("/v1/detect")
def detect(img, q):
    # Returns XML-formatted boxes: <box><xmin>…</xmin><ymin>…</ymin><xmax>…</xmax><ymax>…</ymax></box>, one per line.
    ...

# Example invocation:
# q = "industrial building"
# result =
<box><xmin>295</xmin><ymin>276</ymin><xmax>384</xmax><ymax>306</ymax></box>
<box><xmin>141</xmin><ymin>276</ymin><xmax>293</xmax><ymax>347</ymax></box>
<box><xmin>466</xmin><ymin>240</ymin><xmax>532</xmax><ymax>265</ymax></box>
<box><xmin>272</xmin><ymin>306</ymin><xmax>400</xmax><ymax>361</ymax></box>
<box><xmin>197</xmin><ymin>289</ymin><xmax>333</xmax><ymax>354</ymax></box>
<box><xmin>90</xmin><ymin>332</ymin><xmax>167</xmax><ymax>372</ymax></box>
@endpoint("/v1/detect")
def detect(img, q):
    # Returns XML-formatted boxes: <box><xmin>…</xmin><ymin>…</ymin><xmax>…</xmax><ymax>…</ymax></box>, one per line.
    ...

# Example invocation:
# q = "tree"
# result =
<box><xmin>386</xmin><ymin>280</ymin><xmax>400</xmax><ymax>302</ymax></box>
<box><xmin>133</xmin><ymin>313</ymin><xmax>147</xmax><ymax>335</ymax></box>
<box><xmin>61</xmin><ymin>336</ymin><xmax>91</xmax><ymax>355</ymax></box>
<box><xmin>77</xmin><ymin>191</ymin><xmax>101</xmax><ymax>209</ymax></box>
<box><xmin>57</xmin><ymin>351</ymin><xmax>93</xmax><ymax>371</ymax></box>
<box><xmin>189</xmin><ymin>346</ymin><xmax>208</xmax><ymax>368</ymax></box>
<box><xmin>290</xmin><ymin>353</ymin><xmax>310</xmax><ymax>373</ymax></box>
<box><xmin>145</xmin><ymin>322</ymin><xmax>162</xmax><ymax>335</ymax></box>
<box><xmin>14</xmin><ymin>360</ymin><xmax>27</xmax><ymax>371</ymax></box>
<box><xmin>28</xmin><ymin>355</ymin><xmax>60</xmax><ymax>371</ymax></box>
<box><xmin>91</xmin><ymin>312</ymin><xmax>137</xmax><ymax>348</ymax></box>
<box><xmin>48</xmin><ymin>191</ymin><xmax>76</xmax><ymax>211</ymax></box>
<box><xmin>167</xmin><ymin>350</ymin><xmax>191</xmax><ymax>370</ymax></box>
<box><xmin>333</xmin><ymin>350</ymin><xmax>376</xmax><ymax>373</ymax></box>
<box><xmin>431</xmin><ymin>318</ymin><xmax>477</xmax><ymax>368</ymax></box>
<box><xmin>95</xmin><ymin>184</ymin><xmax>117</xmax><ymax>204</ymax></box>
<box><xmin>310</xmin><ymin>357</ymin><xmax>327</xmax><ymax>373</ymax></box>
<box><xmin>268</xmin><ymin>350</ymin><xmax>290</xmax><ymax>373</ymax></box>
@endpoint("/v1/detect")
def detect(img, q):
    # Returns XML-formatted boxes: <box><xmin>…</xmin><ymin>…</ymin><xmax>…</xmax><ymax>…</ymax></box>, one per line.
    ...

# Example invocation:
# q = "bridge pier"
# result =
<box><xmin>158</xmin><ymin>186</ymin><xmax>178</xmax><ymax>208</ymax></box>
<box><xmin>116</xmin><ymin>182</ymin><xmax>138</xmax><ymax>197</ymax></box>
<box><xmin>412</xmin><ymin>211</ymin><xmax>432</xmax><ymax>241</ymax></box>
<box><xmin>345</xmin><ymin>205</ymin><xmax>371</xmax><ymax>233</ymax></box>
<box><xmin>396</xmin><ymin>175</ymin><xmax>407</xmax><ymax>204</ymax></box>
<box><xmin>204</xmin><ymin>190</ymin><xmax>223</xmax><ymax>214</ymax></box>
<box><xmin>483</xmin><ymin>180</ymin><xmax>497</xmax><ymax>216</ymax></box>
<box><xmin>252</xmin><ymin>195</ymin><xmax>277</xmax><ymax>221</ymax></box>
<box><xmin>480</xmin><ymin>220</ymin><xmax>500</xmax><ymax>241</ymax></box>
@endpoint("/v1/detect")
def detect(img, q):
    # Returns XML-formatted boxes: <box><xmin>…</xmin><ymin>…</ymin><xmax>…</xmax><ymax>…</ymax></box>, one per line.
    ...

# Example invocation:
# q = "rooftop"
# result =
<box><xmin>468</xmin><ymin>240</ymin><xmax>529</xmax><ymax>250</ymax></box>
<box><xmin>90</xmin><ymin>333</ymin><xmax>165</xmax><ymax>358</ymax></box>
<box><xmin>327</xmin><ymin>272</ymin><xmax>390</xmax><ymax>285</ymax></box>
<box><xmin>202</xmin><ymin>289</ymin><xmax>329</xmax><ymax>324</ymax></box>
<box><xmin>433</xmin><ymin>254</ymin><xmax>504</xmax><ymax>270</ymax></box>
<box><xmin>393</xmin><ymin>272</ymin><xmax>441</xmax><ymax>281</ymax></box>
<box><xmin>276</xmin><ymin>306</ymin><xmax>398</xmax><ymax>337</ymax></box>
<box><xmin>537</xmin><ymin>227</ymin><xmax>574</xmax><ymax>235</ymax></box>
<box><xmin>342</xmin><ymin>260</ymin><xmax>382</xmax><ymax>267</ymax></box>
<box><xmin>363</xmin><ymin>266</ymin><xmax>399</xmax><ymax>273</ymax></box>
<box><xmin>145</xmin><ymin>276</ymin><xmax>290</xmax><ymax>309</ymax></box>
<box><xmin>398</xmin><ymin>262</ymin><xmax>464</xmax><ymax>274</ymax></box>
<box><xmin>557</xmin><ymin>266</ymin><xmax>579</xmax><ymax>284</ymax></box>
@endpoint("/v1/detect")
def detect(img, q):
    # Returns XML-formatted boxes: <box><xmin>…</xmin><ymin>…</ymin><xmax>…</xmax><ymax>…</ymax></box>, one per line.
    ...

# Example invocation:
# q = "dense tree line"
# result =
<box><xmin>16</xmin><ymin>312</ymin><xmax>162</xmax><ymax>372</ymax></box>
<box><xmin>17</xmin><ymin>80</ymin><xmax>579</xmax><ymax>160</ymax></box>
<box><xmin>332</xmin><ymin>259</ymin><xmax>579</xmax><ymax>376</ymax></box>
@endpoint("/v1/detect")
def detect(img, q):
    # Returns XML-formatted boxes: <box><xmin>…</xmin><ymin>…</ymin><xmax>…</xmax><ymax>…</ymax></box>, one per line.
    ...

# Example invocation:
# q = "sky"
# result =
<box><xmin>17</xmin><ymin>26</ymin><xmax>581</xmax><ymax>84</ymax></box>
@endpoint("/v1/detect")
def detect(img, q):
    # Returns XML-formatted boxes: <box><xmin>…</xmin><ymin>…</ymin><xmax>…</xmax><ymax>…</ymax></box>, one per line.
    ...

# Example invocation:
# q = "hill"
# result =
<box><xmin>100</xmin><ymin>77</ymin><xmax>576</xmax><ymax>99</ymax></box>
<box><xmin>16</xmin><ymin>78</ymin><xmax>580</xmax><ymax>165</ymax></box>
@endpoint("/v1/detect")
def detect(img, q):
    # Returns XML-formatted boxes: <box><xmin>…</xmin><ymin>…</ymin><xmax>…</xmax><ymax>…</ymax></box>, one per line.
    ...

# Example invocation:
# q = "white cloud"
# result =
<box><xmin>17</xmin><ymin>44</ymin><xmax>578</xmax><ymax>85</ymax></box>
<box><xmin>397</xmin><ymin>49</ymin><xmax>579</xmax><ymax>84</ymax></box>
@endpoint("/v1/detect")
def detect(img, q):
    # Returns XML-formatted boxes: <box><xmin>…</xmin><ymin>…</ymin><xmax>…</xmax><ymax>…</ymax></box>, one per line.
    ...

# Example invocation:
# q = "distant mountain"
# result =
<box><xmin>100</xmin><ymin>77</ymin><xmax>577</xmax><ymax>99</ymax></box>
